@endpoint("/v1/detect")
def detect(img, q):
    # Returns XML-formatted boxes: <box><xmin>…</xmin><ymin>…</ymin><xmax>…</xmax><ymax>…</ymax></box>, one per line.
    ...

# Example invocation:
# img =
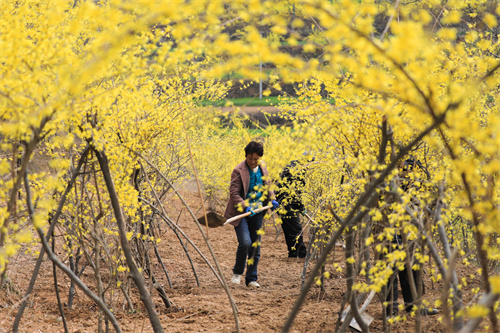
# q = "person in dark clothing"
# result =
<box><xmin>275</xmin><ymin>160</ymin><xmax>308</xmax><ymax>258</ymax></box>
<box><xmin>385</xmin><ymin>235</ymin><xmax>431</xmax><ymax>317</ymax></box>
<box><xmin>383</xmin><ymin>158</ymin><xmax>438</xmax><ymax>318</ymax></box>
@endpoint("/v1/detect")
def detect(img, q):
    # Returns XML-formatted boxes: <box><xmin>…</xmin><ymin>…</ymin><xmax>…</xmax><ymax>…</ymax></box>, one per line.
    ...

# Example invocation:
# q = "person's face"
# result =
<box><xmin>245</xmin><ymin>153</ymin><xmax>261</xmax><ymax>169</ymax></box>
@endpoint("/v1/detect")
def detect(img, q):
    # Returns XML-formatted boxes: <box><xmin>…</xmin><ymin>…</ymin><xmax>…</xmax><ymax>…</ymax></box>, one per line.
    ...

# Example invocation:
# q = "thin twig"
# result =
<box><xmin>13</xmin><ymin>144</ymin><xmax>90</xmax><ymax>333</ymax></box>
<box><xmin>25</xmin><ymin>170</ymin><xmax>122</xmax><ymax>333</ymax></box>
<box><xmin>133</xmin><ymin>151</ymin><xmax>240</xmax><ymax>331</ymax></box>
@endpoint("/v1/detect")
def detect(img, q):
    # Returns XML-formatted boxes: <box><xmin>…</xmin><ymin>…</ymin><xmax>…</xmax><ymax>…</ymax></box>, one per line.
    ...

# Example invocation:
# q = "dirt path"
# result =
<box><xmin>0</xmin><ymin>185</ymin><xmax>458</xmax><ymax>333</ymax></box>
<box><xmin>0</xmin><ymin>107</ymin><xmax>485</xmax><ymax>333</ymax></box>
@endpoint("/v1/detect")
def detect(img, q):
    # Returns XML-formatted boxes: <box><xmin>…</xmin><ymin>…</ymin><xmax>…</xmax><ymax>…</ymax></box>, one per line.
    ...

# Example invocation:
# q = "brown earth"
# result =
<box><xmin>0</xmin><ymin>136</ymin><xmax>486</xmax><ymax>333</ymax></box>
<box><xmin>0</xmin><ymin>184</ymin><xmax>483</xmax><ymax>333</ymax></box>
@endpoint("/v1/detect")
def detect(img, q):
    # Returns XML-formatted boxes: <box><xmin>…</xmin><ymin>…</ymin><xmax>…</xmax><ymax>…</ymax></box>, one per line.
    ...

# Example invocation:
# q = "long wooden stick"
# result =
<box><xmin>223</xmin><ymin>205</ymin><xmax>273</xmax><ymax>225</ymax></box>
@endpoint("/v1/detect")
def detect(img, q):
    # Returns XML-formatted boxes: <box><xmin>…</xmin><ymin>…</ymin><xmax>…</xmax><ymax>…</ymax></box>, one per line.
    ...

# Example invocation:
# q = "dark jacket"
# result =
<box><xmin>275</xmin><ymin>160</ymin><xmax>305</xmax><ymax>214</ymax></box>
<box><xmin>224</xmin><ymin>160</ymin><xmax>275</xmax><ymax>226</ymax></box>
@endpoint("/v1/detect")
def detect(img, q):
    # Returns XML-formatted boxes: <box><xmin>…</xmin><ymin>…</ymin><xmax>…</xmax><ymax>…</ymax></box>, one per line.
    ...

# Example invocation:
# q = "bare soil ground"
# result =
<box><xmin>0</xmin><ymin>111</ymin><xmax>485</xmax><ymax>332</ymax></box>
<box><xmin>1</xmin><ymin>183</ymin><xmax>482</xmax><ymax>333</ymax></box>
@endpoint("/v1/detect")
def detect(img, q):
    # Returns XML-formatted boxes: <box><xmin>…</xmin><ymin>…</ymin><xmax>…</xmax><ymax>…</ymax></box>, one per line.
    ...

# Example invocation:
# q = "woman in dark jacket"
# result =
<box><xmin>224</xmin><ymin>141</ymin><xmax>278</xmax><ymax>288</ymax></box>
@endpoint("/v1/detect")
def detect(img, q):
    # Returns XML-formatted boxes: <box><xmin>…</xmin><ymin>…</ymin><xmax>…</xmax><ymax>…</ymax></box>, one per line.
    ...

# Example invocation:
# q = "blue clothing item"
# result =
<box><xmin>271</xmin><ymin>200</ymin><xmax>279</xmax><ymax>210</ymax></box>
<box><xmin>247</xmin><ymin>166</ymin><xmax>264</xmax><ymax>209</ymax></box>
<box><xmin>233</xmin><ymin>212</ymin><xmax>263</xmax><ymax>285</ymax></box>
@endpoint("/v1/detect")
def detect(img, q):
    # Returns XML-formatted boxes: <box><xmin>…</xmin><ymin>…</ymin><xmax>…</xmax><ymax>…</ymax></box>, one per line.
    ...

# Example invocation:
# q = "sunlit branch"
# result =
<box><xmin>13</xmin><ymin>144</ymin><xmax>90</xmax><ymax>332</ymax></box>
<box><xmin>283</xmin><ymin>111</ymin><xmax>447</xmax><ymax>332</ymax></box>
<box><xmin>24</xmin><ymin>166</ymin><xmax>121</xmax><ymax>333</ymax></box>
<box><xmin>133</xmin><ymin>150</ymin><xmax>241</xmax><ymax>333</ymax></box>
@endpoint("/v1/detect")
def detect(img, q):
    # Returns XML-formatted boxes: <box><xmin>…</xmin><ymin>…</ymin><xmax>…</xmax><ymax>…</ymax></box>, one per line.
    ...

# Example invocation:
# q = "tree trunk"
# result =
<box><xmin>95</xmin><ymin>149</ymin><xmax>164</xmax><ymax>333</ymax></box>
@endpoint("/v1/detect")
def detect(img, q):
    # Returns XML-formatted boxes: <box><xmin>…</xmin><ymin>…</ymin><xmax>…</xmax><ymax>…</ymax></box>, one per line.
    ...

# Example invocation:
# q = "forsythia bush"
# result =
<box><xmin>0</xmin><ymin>0</ymin><xmax>498</xmax><ymax>332</ymax></box>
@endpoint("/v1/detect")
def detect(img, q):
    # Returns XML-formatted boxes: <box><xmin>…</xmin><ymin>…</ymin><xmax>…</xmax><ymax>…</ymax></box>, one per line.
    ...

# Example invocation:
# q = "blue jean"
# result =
<box><xmin>233</xmin><ymin>212</ymin><xmax>263</xmax><ymax>285</ymax></box>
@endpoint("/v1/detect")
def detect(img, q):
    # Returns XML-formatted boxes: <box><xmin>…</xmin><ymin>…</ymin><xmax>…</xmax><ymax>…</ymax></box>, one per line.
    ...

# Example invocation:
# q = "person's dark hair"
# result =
<box><xmin>244</xmin><ymin>141</ymin><xmax>264</xmax><ymax>157</ymax></box>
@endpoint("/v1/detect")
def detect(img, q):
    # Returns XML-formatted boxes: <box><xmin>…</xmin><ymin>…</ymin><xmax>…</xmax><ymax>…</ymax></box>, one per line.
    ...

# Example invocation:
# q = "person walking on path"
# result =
<box><xmin>224</xmin><ymin>141</ymin><xmax>279</xmax><ymax>288</ymax></box>
<box><xmin>275</xmin><ymin>159</ymin><xmax>309</xmax><ymax>258</ymax></box>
